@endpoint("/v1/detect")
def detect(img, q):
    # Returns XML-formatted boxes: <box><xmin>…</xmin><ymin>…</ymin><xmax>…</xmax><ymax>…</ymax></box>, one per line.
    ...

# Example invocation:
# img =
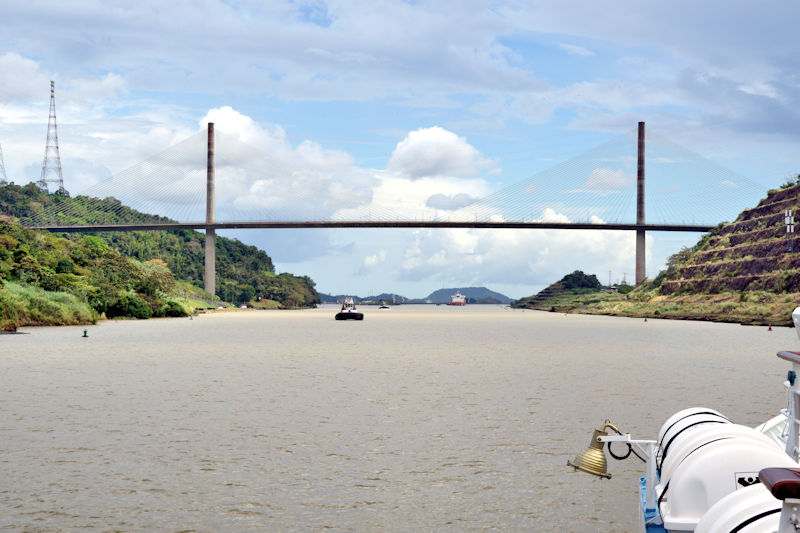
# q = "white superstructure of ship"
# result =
<box><xmin>450</xmin><ymin>292</ymin><xmax>466</xmax><ymax>305</ymax></box>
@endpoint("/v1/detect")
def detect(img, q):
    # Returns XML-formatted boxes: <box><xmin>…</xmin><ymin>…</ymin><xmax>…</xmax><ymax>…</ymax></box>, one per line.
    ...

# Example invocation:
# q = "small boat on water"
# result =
<box><xmin>569</xmin><ymin>307</ymin><xmax>800</xmax><ymax>533</ymax></box>
<box><xmin>335</xmin><ymin>297</ymin><xmax>364</xmax><ymax>320</ymax></box>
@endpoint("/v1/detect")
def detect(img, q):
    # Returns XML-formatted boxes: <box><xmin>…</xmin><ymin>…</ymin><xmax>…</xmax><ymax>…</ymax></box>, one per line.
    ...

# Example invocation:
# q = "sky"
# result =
<box><xmin>2</xmin><ymin>1</ymin><xmax>800</xmax><ymax>299</ymax></box>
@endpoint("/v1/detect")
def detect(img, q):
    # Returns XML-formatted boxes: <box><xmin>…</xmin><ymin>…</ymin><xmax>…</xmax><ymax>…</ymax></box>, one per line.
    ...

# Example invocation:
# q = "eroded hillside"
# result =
<box><xmin>663</xmin><ymin>183</ymin><xmax>800</xmax><ymax>295</ymax></box>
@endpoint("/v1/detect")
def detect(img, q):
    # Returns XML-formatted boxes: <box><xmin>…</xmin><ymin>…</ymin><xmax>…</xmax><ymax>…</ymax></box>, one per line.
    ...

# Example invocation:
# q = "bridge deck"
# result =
<box><xmin>29</xmin><ymin>221</ymin><xmax>714</xmax><ymax>232</ymax></box>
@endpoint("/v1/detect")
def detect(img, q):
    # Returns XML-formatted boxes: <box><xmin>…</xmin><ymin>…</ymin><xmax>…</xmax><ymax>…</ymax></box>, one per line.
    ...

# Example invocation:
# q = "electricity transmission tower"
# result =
<box><xmin>0</xmin><ymin>141</ymin><xmax>8</xmax><ymax>185</ymax></box>
<box><xmin>37</xmin><ymin>80</ymin><xmax>66</xmax><ymax>194</ymax></box>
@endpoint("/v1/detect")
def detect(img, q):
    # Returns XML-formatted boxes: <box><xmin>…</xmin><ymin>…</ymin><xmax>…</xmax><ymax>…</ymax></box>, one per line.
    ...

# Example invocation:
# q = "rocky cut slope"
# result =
<box><xmin>662</xmin><ymin>182</ymin><xmax>800</xmax><ymax>295</ymax></box>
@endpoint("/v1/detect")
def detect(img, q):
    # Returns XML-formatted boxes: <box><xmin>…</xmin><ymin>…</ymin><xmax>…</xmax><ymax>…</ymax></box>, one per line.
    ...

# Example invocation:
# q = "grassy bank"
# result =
<box><xmin>515</xmin><ymin>289</ymin><xmax>800</xmax><ymax>326</ymax></box>
<box><xmin>0</xmin><ymin>281</ymin><xmax>97</xmax><ymax>330</ymax></box>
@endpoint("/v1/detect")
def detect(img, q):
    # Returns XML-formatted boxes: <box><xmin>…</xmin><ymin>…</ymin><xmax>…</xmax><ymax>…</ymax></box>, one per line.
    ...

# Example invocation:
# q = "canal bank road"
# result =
<box><xmin>1</xmin><ymin>306</ymin><xmax>793</xmax><ymax>531</ymax></box>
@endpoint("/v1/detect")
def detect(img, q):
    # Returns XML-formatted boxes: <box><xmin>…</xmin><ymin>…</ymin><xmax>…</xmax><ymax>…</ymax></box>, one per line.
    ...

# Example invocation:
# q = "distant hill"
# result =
<box><xmin>417</xmin><ymin>287</ymin><xmax>512</xmax><ymax>304</ymax></box>
<box><xmin>318</xmin><ymin>293</ymin><xmax>409</xmax><ymax>304</ymax></box>
<box><xmin>318</xmin><ymin>287</ymin><xmax>512</xmax><ymax>304</ymax></box>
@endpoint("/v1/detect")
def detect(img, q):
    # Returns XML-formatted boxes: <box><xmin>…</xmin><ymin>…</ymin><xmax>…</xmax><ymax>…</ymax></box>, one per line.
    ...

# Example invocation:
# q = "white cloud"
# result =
<box><xmin>558</xmin><ymin>43</ymin><xmax>594</xmax><ymax>57</ymax></box>
<box><xmin>0</xmin><ymin>53</ymin><xmax>50</xmax><ymax>102</ymax></box>
<box><xmin>738</xmin><ymin>81</ymin><xmax>780</xmax><ymax>101</ymax></box>
<box><xmin>387</xmin><ymin>126</ymin><xmax>494</xmax><ymax>180</ymax></box>
<box><xmin>539</xmin><ymin>207</ymin><xmax>570</xmax><ymax>223</ymax></box>
<box><xmin>195</xmin><ymin>106</ymin><xmax>376</xmax><ymax>221</ymax></box>
<box><xmin>363</xmin><ymin>250</ymin><xmax>386</xmax><ymax>268</ymax></box>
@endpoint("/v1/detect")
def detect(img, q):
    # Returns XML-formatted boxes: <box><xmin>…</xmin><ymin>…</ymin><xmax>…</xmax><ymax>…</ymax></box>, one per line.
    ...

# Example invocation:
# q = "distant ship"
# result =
<box><xmin>449</xmin><ymin>292</ymin><xmax>466</xmax><ymax>306</ymax></box>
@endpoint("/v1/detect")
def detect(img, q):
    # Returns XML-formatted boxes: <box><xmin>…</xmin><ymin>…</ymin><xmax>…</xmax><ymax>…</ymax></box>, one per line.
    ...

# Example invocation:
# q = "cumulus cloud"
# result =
<box><xmin>0</xmin><ymin>53</ymin><xmax>51</xmax><ymax>103</ymax></box>
<box><xmin>539</xmin><ymin>207</ymin><xmax>571</xmax><ymax>223</ymax></box>
<box><xmin>387</xmin><ymin>126</ymin><xmax>494</xmax><ymax>180</ymax></box>
<box><xmin>196</xmin><ymin>106</ymin><xmax>376</xmax><ymax>221</ymax></box>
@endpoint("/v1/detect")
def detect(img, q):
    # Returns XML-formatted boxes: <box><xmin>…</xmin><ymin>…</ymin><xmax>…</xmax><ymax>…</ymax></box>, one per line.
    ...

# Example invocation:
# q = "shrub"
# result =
<box><xmin>107</xmin><ymin>293</ymin><xmax>152</xmax><ymax>319</ymax></box>
<box><xmin>617</xmin><ymin>284</ymin><xmax>634</xmax><ymax>294</ymax></box>
<box><xmin>55</xmin><ymin>257</ymin><xmax>74</xmax><ymax>274</ymax></box>
<box><xmin>163</xmin><ymin>300</ymin><xmax>187</xmax><ymax>317</ymax></box>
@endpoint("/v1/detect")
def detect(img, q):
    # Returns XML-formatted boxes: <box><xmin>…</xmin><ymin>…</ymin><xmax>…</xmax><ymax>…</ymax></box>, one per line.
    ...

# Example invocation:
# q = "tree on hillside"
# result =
<box><xmin>560</xmin><ymin>270</ymin><xmax>602</xmax><ymax>290</ymax></box>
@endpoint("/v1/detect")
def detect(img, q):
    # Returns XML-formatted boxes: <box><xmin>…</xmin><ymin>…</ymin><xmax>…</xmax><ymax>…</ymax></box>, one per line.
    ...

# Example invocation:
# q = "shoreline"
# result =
<box><xmin>513</xmin><ymin>290</ymin><xmax>800</xmax><ymax>327</ymax></box>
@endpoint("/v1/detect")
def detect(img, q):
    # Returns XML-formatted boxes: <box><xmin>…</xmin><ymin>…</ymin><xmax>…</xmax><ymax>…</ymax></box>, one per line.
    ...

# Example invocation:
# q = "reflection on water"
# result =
<box><xmin>1</xmin><ymin>305</ymin><xmax>794</xmax><ymax>531</ymax></box>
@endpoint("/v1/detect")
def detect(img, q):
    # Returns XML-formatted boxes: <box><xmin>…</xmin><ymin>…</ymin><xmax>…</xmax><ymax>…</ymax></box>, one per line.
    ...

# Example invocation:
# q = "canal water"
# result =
<box><xmin>1</xmin><ymin>305</ymin><xmax>796</xmax><ymax>531</ymax></box>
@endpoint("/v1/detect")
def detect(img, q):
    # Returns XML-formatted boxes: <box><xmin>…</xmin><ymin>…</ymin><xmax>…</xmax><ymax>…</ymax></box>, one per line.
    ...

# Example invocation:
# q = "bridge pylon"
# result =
<box><xmin>636</xmin><ymin>121</ymin><xmax>646</xmax><ymax>286</ymax></box>
<box><xmin>205</xmin><ymin>123</ymin><xmax>216</xmax><ymax>297</ymax></box>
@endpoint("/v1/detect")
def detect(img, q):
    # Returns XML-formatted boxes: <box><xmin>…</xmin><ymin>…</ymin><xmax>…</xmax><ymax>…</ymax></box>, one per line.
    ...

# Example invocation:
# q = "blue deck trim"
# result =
<box><xmin>641</xmin><ymin>477</ymin><xmax>667</xmax><ymax>532</ymax></box>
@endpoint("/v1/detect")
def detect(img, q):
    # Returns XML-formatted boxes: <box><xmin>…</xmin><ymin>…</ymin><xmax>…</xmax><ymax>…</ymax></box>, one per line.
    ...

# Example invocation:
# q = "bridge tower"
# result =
<box><xmin>635</xmin><ymin>121</ymin><xmax>646</xmax><ymax>286</ymax></box>
<box><xmin>205</xmin><ymin>123</ymin><xmax>216</xmax><ymax>297</ymax></box>
<box><xmin>37</xmin><ymin>81</ymin><xmax>66</xmax><ymax>194</ymax></box>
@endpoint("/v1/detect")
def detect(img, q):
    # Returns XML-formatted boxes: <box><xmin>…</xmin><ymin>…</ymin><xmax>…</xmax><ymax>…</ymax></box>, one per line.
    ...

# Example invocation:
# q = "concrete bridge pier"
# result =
<box><xmin>204</xmin><ymin>123</ymin><xmax>216</xmax><ymax>297</ymax></box>
<box><xmin>635</xmin><ymin>121</ymin><xmax>646</xmax><ymax>286</ymax></box>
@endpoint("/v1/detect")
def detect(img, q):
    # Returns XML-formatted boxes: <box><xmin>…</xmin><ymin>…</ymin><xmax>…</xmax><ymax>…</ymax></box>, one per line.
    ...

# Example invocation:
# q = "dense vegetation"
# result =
<box><xmin>0</xmin><ymin>218</ymin><xmax>190</xmax><ymax>329</ymax></box>
<box><xmin>0</xmin><ymin>183</ymin><xmax>319</xmax><ymax>328</ymax></box>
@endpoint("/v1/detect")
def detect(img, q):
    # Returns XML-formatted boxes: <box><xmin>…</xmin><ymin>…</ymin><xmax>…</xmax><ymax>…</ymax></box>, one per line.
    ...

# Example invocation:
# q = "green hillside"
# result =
<box><xmin>0</xmin><ymin>183</ymin><xmax>319</xmax><ymax>328</ymax></box>
<box><xmin>512</xmin><ymin>271</ymin><xmax>622</xmax><ymax>310</ymax></box>
<box><xmin>0</xmin><ymin>218</ymin><xmax>191</xmax><ymax>330</ymax></box>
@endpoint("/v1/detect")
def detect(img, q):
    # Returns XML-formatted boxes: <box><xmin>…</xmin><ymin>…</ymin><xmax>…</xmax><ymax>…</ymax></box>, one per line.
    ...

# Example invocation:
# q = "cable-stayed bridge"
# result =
<box><xmin>22</xmin><ymin>122</ymin><xmax>767</xmax><ymax>295</ymax></box>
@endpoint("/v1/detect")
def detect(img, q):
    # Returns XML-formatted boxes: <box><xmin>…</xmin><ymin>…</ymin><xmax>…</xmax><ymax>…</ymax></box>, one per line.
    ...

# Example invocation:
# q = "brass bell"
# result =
<box><xmin>567</xmin><ymin>428</ymin><xmax>612</xmax><ymax>478</ymax></box>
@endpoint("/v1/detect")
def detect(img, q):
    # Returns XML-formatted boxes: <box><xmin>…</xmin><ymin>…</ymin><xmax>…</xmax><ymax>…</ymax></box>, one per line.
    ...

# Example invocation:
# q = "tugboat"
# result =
<box><xmin>335</xmin><ymin>297</ymin><xmax>364</xmax><ymax>320</ymax></box>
